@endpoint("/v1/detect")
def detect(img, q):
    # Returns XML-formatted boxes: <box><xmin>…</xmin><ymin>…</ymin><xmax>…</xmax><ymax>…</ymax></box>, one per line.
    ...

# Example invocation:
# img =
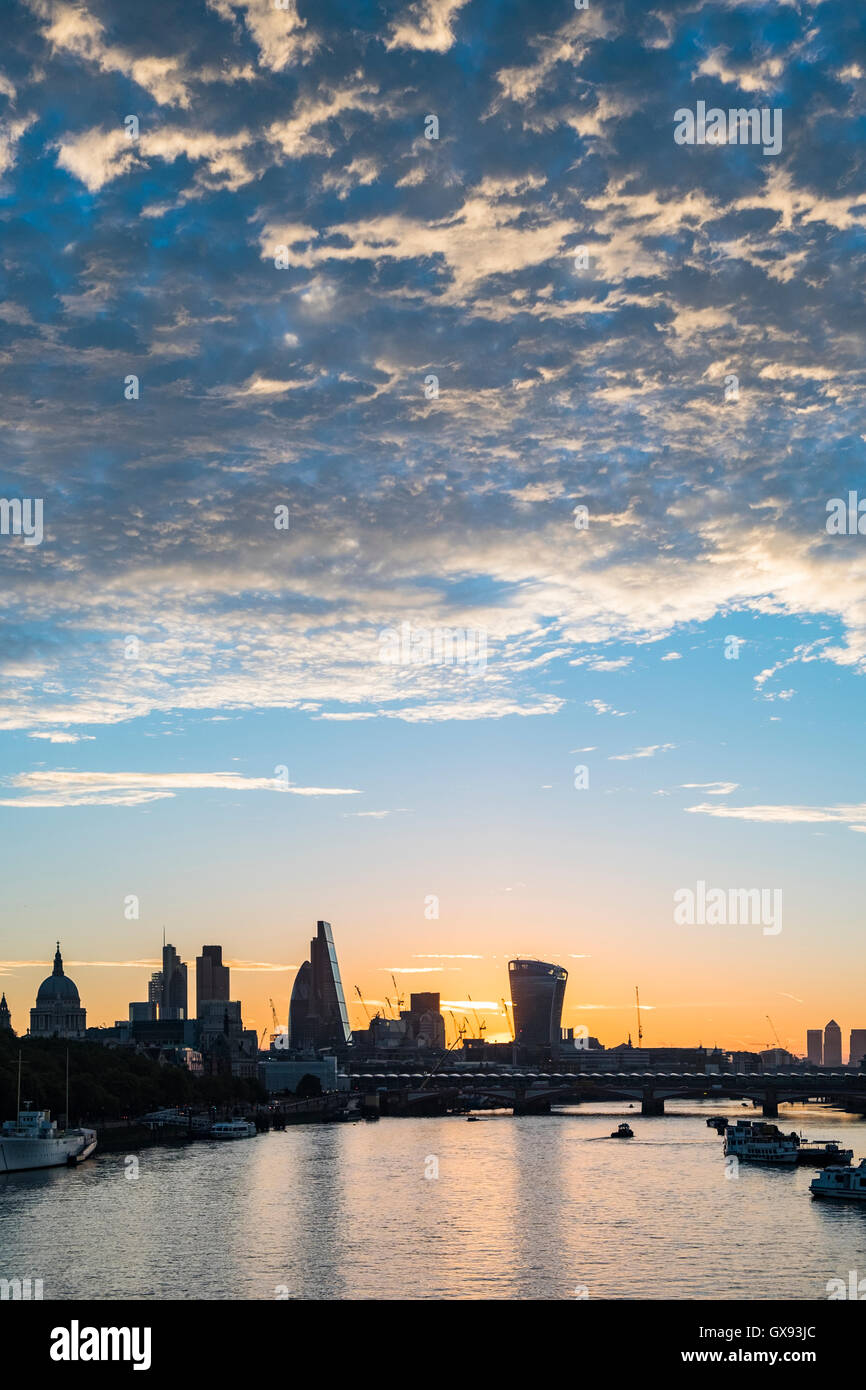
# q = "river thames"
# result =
<box><xmin>4</xmin><ymin>1101</ymin><xmax>866</xmax><ymax>1301</ymax></box>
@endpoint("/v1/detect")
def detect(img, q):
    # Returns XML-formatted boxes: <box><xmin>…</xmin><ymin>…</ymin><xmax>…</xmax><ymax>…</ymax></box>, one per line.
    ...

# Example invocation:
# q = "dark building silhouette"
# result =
<box><xmin>849</xmin><ymin>1029</ymin><xmax>866</xmax><ymax>1069</ymax></box>
<box><xmin>160</xmin><ymin>943</ymin><xmax>188</xmax><ymax>1020</ymax></box>
<box><xmin>289</xmin><ymin>921</ymin><xmax>351</xmax><ymax>1051</ymax></box>
<box><xmin>509</xmin><ymin>958</ymin><xmax>567</xmax><ymax>1058</ymax></box>
<box><xmin>824</xmin><ymin>1018</ymin><xmax>842</xmax><ymax>1067</ymax></box>
<box><xmin>29</xmin><ymin>944</ymin><xmax>87</xmax><ymax>1038</ymax></box>
<box><xmin>196</xmin><ymin>945</ymin><xmax>230</xmax><ymax>1015</ymax></box>
<box><xmin>407</xmin><ymin>992</ymin><xmax>446</xmax><ymax>1048</ymax></box>
<box><xmin>0</xmin><ymin>992</ymin><xmax>11</xmax><ymax>1032</ymax></box>
<box><xmin>806</xmin><ymin>1029</ymin><xmax>823</xmax><ymax>1066</ymax></box>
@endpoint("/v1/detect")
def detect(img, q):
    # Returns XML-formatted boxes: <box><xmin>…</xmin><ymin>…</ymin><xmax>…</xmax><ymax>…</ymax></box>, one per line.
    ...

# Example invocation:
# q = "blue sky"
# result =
<box><xmin>0</xmin><ymin>0</ymin><xmax>864</xmax><ymax>1049</ymax></box>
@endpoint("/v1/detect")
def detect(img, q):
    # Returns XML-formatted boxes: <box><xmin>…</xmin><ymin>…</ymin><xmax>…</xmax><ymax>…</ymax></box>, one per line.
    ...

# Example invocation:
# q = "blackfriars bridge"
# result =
<box><xmin>347</xmin><ymin>1063</ymin><xmax>866</xmax><ymax>1118</ymax></box>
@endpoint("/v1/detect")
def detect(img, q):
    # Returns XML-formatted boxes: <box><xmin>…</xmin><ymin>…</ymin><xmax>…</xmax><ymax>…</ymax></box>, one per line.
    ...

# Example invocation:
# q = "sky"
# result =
<box><xmin>1</xmin><ymin>0</ymin><xmax>865</xmax><ymax>1057</ymax></box>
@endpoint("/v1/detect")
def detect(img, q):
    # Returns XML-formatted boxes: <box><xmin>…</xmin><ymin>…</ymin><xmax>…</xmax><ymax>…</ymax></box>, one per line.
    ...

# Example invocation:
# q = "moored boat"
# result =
<box><xmin>723</xmin><ymin>1119</ymin><xmax>798</xmax><ymax>1164</ymax></box>
<box><xmin>810</xmin><ymin>1159</ymin><xmax>866</xmax><ymax>1201</ymax></box>
<box><xmin>0</xmin><ymin>1052</ymin><xmax>96</xmax><ymax>1174</ymax></box>
<box><xmin>795</xmin><ymin>1138</ymin><xmax>853</xmax><ymax>1167</ymax></box>
<box><xmin>0</xmin><ymin>1106</ymin><xmax>97</xmax><ymax>1173</ymax></box>
<box><xmin>209</xmin><ymin>1119</ymin><xmax>257</xmax><ymax>1139</ymax></box>
<box><xmin>611</xmin><ymin>1122</ymin><xmax>634</xmax><ymax>1139</ymax></box>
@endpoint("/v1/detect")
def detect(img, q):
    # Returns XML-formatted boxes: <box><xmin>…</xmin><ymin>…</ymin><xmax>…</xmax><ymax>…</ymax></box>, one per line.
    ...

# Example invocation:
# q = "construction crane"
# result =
<box><xmin>766</xmin><ymin>1015</ymin><xmax>783</xmax><ymax>1052</ymax></box>
<box><xmin>448</xmin><ymin>1011</ymin><xmax>467</xmax><ymax>1047</ymax></box>
<box><xmin>354</xmin><ymin>985</ymin><xmax>372</xmax><ymax>1023</ymax></box>
<box><xmin>467</xmin><ymin>994</ymin><xmax>487</xmax><ymax>1038</ymax></box>
<box><xmin>635</xmin><ymin>986</ymin><xmax>644</xmax><ymax>1046</ymax></box>
<box><xmin>391</xmin><ymin>975</ymin><xmax>405</xmax><ymax>1014</ymax></box>
<box><xmin>501</xmin><ymin>997</ymin><xmax>514</xmax><ymax>1041</ymax></box>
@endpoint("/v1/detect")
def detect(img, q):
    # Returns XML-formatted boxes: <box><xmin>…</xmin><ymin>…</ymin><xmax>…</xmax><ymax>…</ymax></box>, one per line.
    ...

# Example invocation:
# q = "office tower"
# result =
<box><xmin>407</xmin><ymin>992</ymin><xmax>446</xmax><ymax>1049</ymax></box>
<box><xmin>823</xmin><ymin>1019</ymin><xmax>842</xmax><ymax>1067</ymax></box>
<box><xmin>806</xmin><ymin>1029</ymin><xmax>823</xmax><ymax>1066</ymax></box>
<box><xmin>129</xmin><ymin>1001</ymin><xmax>157</xmax><ymax>1023</ymax></box>
<box><xmin>288</xmin><ymin>921</ymin><xmax>351</xmax><ymax>1051</ymax></box>
<box><xmin>161</xmin><ymin>943</ymin><xmax>188</xmax><ymax>1020</ymax></box>
<box><xmin>289</xmin><ymin>961</ymin><xmax>313</xmax><ymax>1050</ymax></box>
<box><xmin>148</xmin><ymin>972</ymin><xmax>163</xmax><ymax>1009</ymax></box>
<box><xmin>508</xmin><ymin>958</ymin><xmax>568</xmax><ymax>1056</ymax></box>
<box><xmin>196</xmin><ymin>945</ymin><xmax>230</xmax><ymax>1015</ymax></box>
<box><xmin>849</xmin><ymin>1029</ymin><xmax>866</xmax><ymax>1069</ymax></box>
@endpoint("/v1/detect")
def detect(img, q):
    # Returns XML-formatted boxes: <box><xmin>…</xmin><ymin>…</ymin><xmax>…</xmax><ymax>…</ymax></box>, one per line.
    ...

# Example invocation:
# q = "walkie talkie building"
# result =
<box><xmin>508</xmin><ymin>958</ymin><xmax>568</xmax><ymax>1057</ymax></box>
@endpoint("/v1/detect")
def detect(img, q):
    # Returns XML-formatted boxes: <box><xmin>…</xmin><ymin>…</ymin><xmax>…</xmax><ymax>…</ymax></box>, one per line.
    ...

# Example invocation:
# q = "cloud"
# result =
<box><xmin>207</xmin><ymin>0</ymin><xmax>317</xmax><ymax>71</ymax></box>
<box><xmin>686</xmin><ymin>802</ymin><xmax>866</xmax><ymax>830</ymax></box>
<box><xmin>0</xmin><ymin>770</ymin><xmax>362</xmax><ymax>808</ymax></box>
<box><xmin>27</xmin><ymin>731</ymin><xmax>95</xmax><ymax>744</ymax></box>
<box><xmin>609</xmin><ymin>743</ymin><xmax>675</xmax><ymax>761</ymax></box>
<box><xmin>679</xmin><ymin>781</ymin><xmax>739</xmax><ymax>795</ymax></box>
<box><xmin>386</xmin><ymin>0</ymin><xmax>470</xmax><ymax>53</ymax></box>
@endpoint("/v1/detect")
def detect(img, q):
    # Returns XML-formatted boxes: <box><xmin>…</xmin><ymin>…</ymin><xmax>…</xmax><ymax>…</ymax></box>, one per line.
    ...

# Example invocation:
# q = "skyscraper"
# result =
<box><xmin>148</xmin><ymin>972</ymin><xmax>163</xmax><ymax>1009</ymax></box>
<box><xmin>289</xmin><ymin>921</ymin><xmax>351</xmax><ymax>1051</ymax></box>
<box><xmin>508</xmin><ymin>958</ymin><xmax>568</xmax><ymax>1057</ymax></box>
<box><xmin>823</xmin><ymin>1019</ymin><xmax>842</xmax><ymax>1067</ymax></box>
<box><xmin>849</xmin><ymin>1029</ymin><xmax>866</xmax><ymax>1069</ymax></box>
<box><xmin>161</xmin><ymin>943</ymin><xmax>188</xmax><ymax>1020</ymax></box>
<box><xmin>196</xmin><ymin>945</ymin><xmax>230</xmax><ymax>1016</ymax></box>
<box><xmin>806</xmin><ymin>1029</ymin><xmax>823</xmax><ymax>1065</ymax></box>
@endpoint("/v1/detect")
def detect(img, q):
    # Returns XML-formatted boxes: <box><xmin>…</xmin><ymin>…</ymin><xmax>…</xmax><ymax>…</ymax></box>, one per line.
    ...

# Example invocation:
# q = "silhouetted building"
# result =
<box><xmin>196</xmin><ymin>945</ymin><xmax>230</xmax><ymax>1015</ymax></box>
<box><xmin>824</xmin><ymin>1019</ymin><xmax>842</xmax><ymax>1067</ymax></box>
<box><xmin>197</xmin><ymin>1000</ymin><xmax>258</xmax><ymax>1078</ymax></box>
<box><xmin>129</xmin><ymin>1001</ymin><xmax>157</xmax><ymax>1023</ymax></box>
<box><xmin>404</xmin><ymin>993</ymin><xmax>446</xmax><ymax>1049</ymax></box>
<box><xmin>148</xmin><ymin>972</ymin><xmax>163</xmax><ymax>1008</ymax></box>
<box><xmin>849</xmin><ymin>1029</ymin><xmax>866</xmax><ymax>1069</ymax></box>
<box><xmin>29</xmin><ymin>944</ymin><xmax>87</xmax><ymax>1039</ymax></box>
<box><xmin>806</xmin><ymin>1029</ymin><xmax>823</xmax><ymax>1066</ymax></box>
<box><xmin>508</xmin><ymin>958</ymin><xmax>567</xmax><ymax>1058</ymax></box>
<box><xmin>0</xmin><ymin>993</ymin><xmax>11</xmax><ymax>1032</ymax></box>
<box><xmin>289</xmin><ymin>921</ymin><xmax>351</xmax><ymax>1051</ymax></box>
<box><xmin>160</xmin><ymin>943</ymin><xmax>188</xmax><ymax>1020</ymax></box>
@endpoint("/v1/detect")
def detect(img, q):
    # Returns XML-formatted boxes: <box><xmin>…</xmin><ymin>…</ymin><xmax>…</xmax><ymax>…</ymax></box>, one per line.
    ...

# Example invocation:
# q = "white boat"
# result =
<box><xmin>0</xmin><ymin>1052</ymin><xmax>97</xmax><ymax>1174</ymax></box>
<box><xmin>723</xmin><ymin>1119</ymin><xmax>798</xmax><ymax>1164</ymax></box>
<box><xmin>0</xmin><ymin>1107</ymin><xmax>97</xmax><ymax>1173</ymax></box>
<box><xmin>810</xmin><ymin>1159</ymin><xmax>866</xmax><ymax>1201</ymax></box>
<box><xmin>209</xmin><ymin>1119</ymin><xmax>257</xmax><ymax>1139</ymax></box>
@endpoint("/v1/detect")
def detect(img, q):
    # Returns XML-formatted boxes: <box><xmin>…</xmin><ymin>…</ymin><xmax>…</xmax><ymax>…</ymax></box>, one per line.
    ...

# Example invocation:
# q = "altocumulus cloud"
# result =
<box><xmin>0</xmin><ymin>0</ymin><xmax>864</xmax><ymax>739</ymax></box>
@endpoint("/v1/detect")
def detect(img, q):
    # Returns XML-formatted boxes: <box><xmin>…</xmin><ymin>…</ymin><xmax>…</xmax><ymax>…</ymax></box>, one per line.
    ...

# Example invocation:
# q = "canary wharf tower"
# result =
<box><xmin>289</xmin><ymin>921</ymin><xmax>351</xmax><ymax>1052</ymax></box>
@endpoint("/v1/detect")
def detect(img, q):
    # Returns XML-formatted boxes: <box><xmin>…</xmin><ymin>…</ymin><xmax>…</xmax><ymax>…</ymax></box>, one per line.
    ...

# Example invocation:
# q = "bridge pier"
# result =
<box><xmin>641</xmin><ymin>1090</ymin><xmax>664</xmax><ymax>1116</ymax></box>
<box><xmin>512</xmin><ymin>1086</ymin><xmax>551</xmax><ymax>1115</ymax></box>
<box><xmin>762</xmin><ymin>1090</ymin><xmax>778</xmax><ymax>1118</ymax></box>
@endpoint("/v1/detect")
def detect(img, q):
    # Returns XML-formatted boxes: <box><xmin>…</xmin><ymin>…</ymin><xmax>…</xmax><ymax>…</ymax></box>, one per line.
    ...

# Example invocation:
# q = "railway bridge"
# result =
<box><xmin>348</xmin><ymin>1064</ymin><xmax>866</xmax><ymax>1118</ymax></box>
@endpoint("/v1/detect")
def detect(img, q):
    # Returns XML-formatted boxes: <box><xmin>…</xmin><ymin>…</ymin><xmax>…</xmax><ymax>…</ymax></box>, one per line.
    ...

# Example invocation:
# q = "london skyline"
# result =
<box><xmin>2</xmin><ymin>0</ymin><xmax>865</xmax><ymax>1056</ymax></box>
